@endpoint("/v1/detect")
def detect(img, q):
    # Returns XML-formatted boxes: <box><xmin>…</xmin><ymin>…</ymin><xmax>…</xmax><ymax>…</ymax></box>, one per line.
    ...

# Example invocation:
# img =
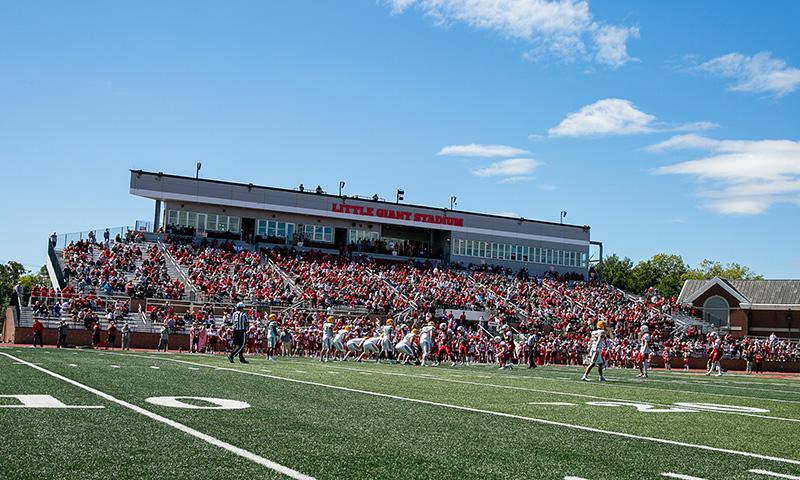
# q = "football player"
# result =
<box><xmin>638</xmin><ymin>324</ymin><xmax>651</xmax><ymax>378</ymax></box>
<box><xmin>320</xmin><ymin>316</ymin><xmax>335</xmax><ymax>362</ymax></box>
<box><xmin>419</xmin><ymin>321</ymin><xmax>435</xmax><ymax>367</ymax></box>
<box><xmin>265</xmin><ymin>313</ymin><xmax>280</xmax><ymax>361</ymax></box>
<box><xmin>581</xmin><ymin>321</ymin><xmax>607</xmax><ymax>382</ymax></box>
<box><xmin>706</xmin><ymin>332</ymin><xmax>723</xmax><ymax>376</ymax></box>
<box><xmin>377</xmin><ymin>318</ymin><xmax>395</xmax><ymax>363</ymax></box>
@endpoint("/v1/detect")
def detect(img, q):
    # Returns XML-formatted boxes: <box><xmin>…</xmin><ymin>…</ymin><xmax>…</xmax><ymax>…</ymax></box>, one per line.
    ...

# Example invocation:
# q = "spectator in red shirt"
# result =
<box><xmin>32</xmin><ymin>319</ymin><xmax>44</xmax><ymax>347</ymax></box>
<box><xmin>106</xmin><ymin>321</ymin><xmax>118</xmax><ymax>350</ymax></box>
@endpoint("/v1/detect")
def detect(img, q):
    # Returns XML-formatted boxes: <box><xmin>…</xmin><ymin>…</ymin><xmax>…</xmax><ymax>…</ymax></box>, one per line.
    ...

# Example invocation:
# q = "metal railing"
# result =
<box><xmin>157</xmin><ymin>240</ymin><xmax>201</xmax><ymax>301</ymax></box>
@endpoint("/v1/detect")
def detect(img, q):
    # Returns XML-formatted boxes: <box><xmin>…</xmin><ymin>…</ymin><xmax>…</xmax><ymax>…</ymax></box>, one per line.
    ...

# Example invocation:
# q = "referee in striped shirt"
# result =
<box><xmin>228</xmin><ymin>302</ymin><xmax>250</xmax><ymax>364</ymax></box>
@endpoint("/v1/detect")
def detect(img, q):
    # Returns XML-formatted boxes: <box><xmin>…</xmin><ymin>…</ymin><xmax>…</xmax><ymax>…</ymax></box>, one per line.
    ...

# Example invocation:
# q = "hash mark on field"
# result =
<box><xmin>110</xmin><ymin>365</ymin><xmax>120</xmax><ymax>369</ymax></box>
<box><xmin>750</xmin><ymin>469</ymin><xmax>800</xmax><ymax>479</ymax></box>
<box><xmin>661</xmin><ymin>473</ymin><xmax>706</xmax><ymax>480</ymax></box>
<box><xmin>188</xmin><ymin>367</ymin><xmax>200</xmax><ymax>371</ymax></box>
<box><xmin>327</xmin><ymin>371</ymin><xmax>339</xmax><ymax>375</ymax></box>
<box><xmin>293</xmin><ymin>370</ymin><xmax>307</xmax><ymax>374</ymax></box>
<box><xmin>359</xmin><ymin>372</ymin><xmax>371</xmax><ymax>375</ymax></box>
<box><xmin>69</xmin><ymin>364</ymin><xmax>77</xmax><ymax>367</ymax></box>
<box><xmin>150</xmin><ymin>366</ymin><xmax>160</xmax><ymax>369</ymax></box>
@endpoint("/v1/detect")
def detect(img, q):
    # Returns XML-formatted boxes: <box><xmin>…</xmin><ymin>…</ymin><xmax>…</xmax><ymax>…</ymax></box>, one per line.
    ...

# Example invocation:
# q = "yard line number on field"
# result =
<box><xmin>0</xmin><ymin>352</ymin><xmax>315</xmax><ymax>480</ymax></box>
<box><xmin>122</xmin><ymin>352</ymin><xmax>800</xmax><ymax>467</ymax></box>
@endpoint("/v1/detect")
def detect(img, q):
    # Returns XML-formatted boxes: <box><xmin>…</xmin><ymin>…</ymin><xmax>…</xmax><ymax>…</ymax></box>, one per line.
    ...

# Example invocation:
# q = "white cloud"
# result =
<box><xmin>498</xmin><ymin>175</ymin><xmax>535</xmax><ymax>184</ymax></box>
<box><xmin>696</xmin><ymin>51</ymin><xmax>800</xmax><ymax>97</ymax></box>
<box><xmin>386</xmin><ymin>0</ymin><xmax>639</xmax><ymax>68</ymax></box>
<box><xmin>644</xmin><ymin>134</ymin><xmax>723</xmax><ymax>152</ymax></box>
<box><xmin>592</xmin><ymin>24</ymin><xmax>640</xmax><ymax>69</ymax></box>
<box><xmin>438</xmin><ymin>144</ymin><xmax>530</xmax><ymax>157</ymax></box>
<box><xmin>548</xmin><ymin>99</ymin><xmax>715</xmax><ymax>137</ymax></box>
<box><xmin>649</xmin><ymin>135</ymin><xmax>800</xmax><ymax>214</ymax></box>
<box><xmin>472</xmin><ymin>158</ymin><xmax>540</xmax><ymax>177</ymax></box>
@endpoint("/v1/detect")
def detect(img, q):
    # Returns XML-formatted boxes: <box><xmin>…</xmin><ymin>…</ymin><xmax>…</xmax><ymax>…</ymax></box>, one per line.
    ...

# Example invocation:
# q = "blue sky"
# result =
<box><xmin>1</xmin><ymin>1</ymin><xmax>798</xmax><ymax>277</ymax></box>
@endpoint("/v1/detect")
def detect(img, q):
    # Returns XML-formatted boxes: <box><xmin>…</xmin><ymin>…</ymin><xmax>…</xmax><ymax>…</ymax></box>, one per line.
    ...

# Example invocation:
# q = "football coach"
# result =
<box><xmin>228</xmin><ymin>302</ymin><xmax>250</xmax><ymax>364</ymax></box>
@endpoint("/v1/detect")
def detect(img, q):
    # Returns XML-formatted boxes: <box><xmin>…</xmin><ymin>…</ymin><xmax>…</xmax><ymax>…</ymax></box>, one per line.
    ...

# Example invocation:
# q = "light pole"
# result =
<box><xmin>560</xmin><ymin>210</ymin><xmax>567</xmax><ymax>224</ymax></box>
<box><xmin>339</xmin><ymin>181</ymin><xmax>346</xmax><ymax>196</ymax></box>
<box><xmin>450</xmin><ymin>196</ymin><xmax>458</xmax><ymax>210</ymax></box>
<box><xmin>195</xmin><ymin>162</ymin><xmax>202</xmax><ymax>179</ymax></box>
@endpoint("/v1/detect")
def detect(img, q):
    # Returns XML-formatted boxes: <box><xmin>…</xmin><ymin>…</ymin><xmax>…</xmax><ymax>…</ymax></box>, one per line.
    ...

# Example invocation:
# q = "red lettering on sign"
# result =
<box><xmin>331</xmin><ymin>203</ymin><xmax>464</xmax><ymax>228</ymax></box>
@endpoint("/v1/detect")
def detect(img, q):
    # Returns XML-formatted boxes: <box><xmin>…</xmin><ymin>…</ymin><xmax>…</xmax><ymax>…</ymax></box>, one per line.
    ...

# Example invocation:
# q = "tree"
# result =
<box><xmin>628</xmin><ymin>254</ymin><xmax>687</xmax><ymax>298</ymax></box>
<box><xmin>17</xmin><ymin>266</ymin><xmax>50</xmax><ymax>291</ymax></box>
<box><xmin>683</xmin><ymin>259</ymin><xmax>763</xmax><ymax>281</ymax></box>
<box><xmin>599</xmin><ymin>252</ymin><xmax>761</xmax><ymax>298</ymax></box>
<box><xmin>597</xmin><ymin>254</ymin><xmax>634</xmax><ymax>291</ymax></box>
<box><xmin>0</xmin><ymin>261</ymin><xmax>28</xmax><ymax>310</ymax></box>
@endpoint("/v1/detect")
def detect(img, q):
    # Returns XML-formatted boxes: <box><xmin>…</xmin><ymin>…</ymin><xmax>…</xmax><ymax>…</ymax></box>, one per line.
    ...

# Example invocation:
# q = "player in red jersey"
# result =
<box><xmin>683</xmin><ymin>349</ymin><xmax>690</xmax><ymax>372</ymax></box>
<box><xmin>706</xmin><ymin>332</ymin><xmax>723</xmax><ymax>376</ymax></box>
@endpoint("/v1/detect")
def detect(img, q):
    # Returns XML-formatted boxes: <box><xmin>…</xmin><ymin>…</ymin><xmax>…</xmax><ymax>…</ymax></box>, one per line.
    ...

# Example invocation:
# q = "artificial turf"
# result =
<box><xmin>1</xmin><ymin>346</ymin><xmax>799</xmax><ymax>480</ymax></box>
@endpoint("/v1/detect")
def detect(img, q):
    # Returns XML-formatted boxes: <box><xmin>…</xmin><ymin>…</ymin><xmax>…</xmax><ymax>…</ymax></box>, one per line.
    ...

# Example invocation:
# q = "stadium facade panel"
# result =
<box><xmin>130</xmin><ymin>170</ymin><xmax>590</xmax><ymax>275</ymax></box>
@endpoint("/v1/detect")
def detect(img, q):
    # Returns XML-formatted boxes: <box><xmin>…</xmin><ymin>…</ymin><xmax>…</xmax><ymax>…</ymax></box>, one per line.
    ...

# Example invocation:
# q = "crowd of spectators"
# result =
<box><xmin>168</xmin><ymin>240</ymin><xmax>296</xmax><ymax>304</ymax></box>
<box><xmin>24</xmin><ymin>234</ymin><xmax>800</xmax><ymax>366</ymax></box>
<box><xmin>59</xmin><ymin>232</ymin><xmax>184</xmax><ymax>300</ymax></box>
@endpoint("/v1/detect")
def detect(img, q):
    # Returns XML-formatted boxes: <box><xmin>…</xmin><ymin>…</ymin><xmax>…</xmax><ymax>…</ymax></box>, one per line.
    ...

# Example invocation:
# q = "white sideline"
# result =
<box><xmin>126</xmin><ymin>353</ymin><xmax>800</xmax><ymax>467</ymax></box>
<box><xmin>750</xmin><ymin>469</ymin><xmax>800</xmax><ymax>479</ymax></box>
<box><xmin>0</xmin><ymin>352</ymin><xmax>315</xmax><ymax>480</ymax></box>
<box><xmin>283</xmin><ymin>360</ymin><xmax>800</xmax><ymax>424</ymax></box>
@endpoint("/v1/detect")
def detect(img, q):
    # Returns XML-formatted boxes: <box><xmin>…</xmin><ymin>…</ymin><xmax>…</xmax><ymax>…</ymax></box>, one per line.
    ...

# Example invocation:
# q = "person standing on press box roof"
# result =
<box><xmin>228</xmin><ymin>302</ymin><xmax>250</xmax><ymax>364</ymax></box>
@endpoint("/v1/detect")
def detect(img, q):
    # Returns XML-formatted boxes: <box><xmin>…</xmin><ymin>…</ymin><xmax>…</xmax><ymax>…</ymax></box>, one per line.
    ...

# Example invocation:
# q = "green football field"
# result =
<box><xmin>2</xmin><ymin>347</ymin><xmax>800</xmax><ymax>480</ymax></box>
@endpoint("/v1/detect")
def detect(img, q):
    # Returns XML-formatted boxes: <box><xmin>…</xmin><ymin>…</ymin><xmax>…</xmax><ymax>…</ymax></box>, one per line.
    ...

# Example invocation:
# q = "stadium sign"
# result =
<box><xmin>331</xmin><ymin>202</ymin><xmax>465</xmax><ymax>227</ymax></box>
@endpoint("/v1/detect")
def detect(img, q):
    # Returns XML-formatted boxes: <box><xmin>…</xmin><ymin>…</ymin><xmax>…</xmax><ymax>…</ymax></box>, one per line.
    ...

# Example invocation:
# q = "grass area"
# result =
<box><xmin>2</xmin><ymin>346</ymin><xmax>800</xmax><ymax>480</ymax></box>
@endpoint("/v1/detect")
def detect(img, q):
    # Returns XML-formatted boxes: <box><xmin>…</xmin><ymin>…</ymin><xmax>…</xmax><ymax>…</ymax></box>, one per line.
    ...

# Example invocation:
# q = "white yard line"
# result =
<box><xmin>612</xmin><ymin>376</ymin><xmax>800</xmax><ymax>396</ymax></box>
<box><xmin>750</xmin><ymin>469</ymin><xmax>800</xmax><ymax>479</ymax></box>
<box><xmin>123</xmin><ymin>353</ymin><xmax>800</xmax><ymax>467</ymax></box>
<box><xmin>504</xmin><ymin>370</ymin><xmax>800</xmax><ymax>405</ymax></box>
<box><xmin>544</xmin><ymin>365</ymin><xmax>800</xmax><ymax>389</ymax></box>
<box><xmin>661</xmin><ymin>473</ymin><xmax>707</xmax><ymax>480</ymax></box>
<box><xmin>0</xmin><ymin>352</ymin><xmax>315</xmax><ymax>480</ymax></box>
<box><xmin>280</xmin><ymin>360</ymin><xmax>800</xmax><ymax>424</ymax></box>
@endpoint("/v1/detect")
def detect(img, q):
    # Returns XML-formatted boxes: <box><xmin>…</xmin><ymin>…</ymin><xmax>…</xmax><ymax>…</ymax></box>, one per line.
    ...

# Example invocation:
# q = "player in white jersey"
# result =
<box><xmin>706</xmin><ymin>331</ymin><xmax>723</xmax><ymax>376</ymax></box>
<box><xmin>343</xmin><ymin>335</ymin><xmax>365</xmax><ymax>361</ymax></box>
<box><xmin>265</xmin><ymin>314</ymin><xmax>280</xmax><ymax>360</ymax></box>
<box><xmin>638</xmin><ymin>324</ymin><xmax>651</xmax><ymax>378</ymax></box>
<box><xmin>332</xmin><ymin>326</ymin><xmax>350</xmax><ymax>360</ymax></box>
<box><xmin>395</xmin><ymin>329</ymin><xmax>417</xmax><ymax>364</ymax></box>
<box><xmin>359</xmin><ymin>336</ymin><xmax>382</xmax><ymax>362</ymax></box>
<box><xmin>378</xmin><ymin>319</ymin><xmax>395</xmax><ymax>363</ymax></box>
<box><xmin>419</xmin><ymin>321</ymin><xmax>435</xmax><ymax>367</ymax></box>
<box><xmin>581</xmin><ymin>321</ymin><xmax>608</xmax><ymax>382</ymax></box>
<box><xmin>320</xmin><ymin>316</ymin><xmax>335</xmax><ymax>362</ymax></box>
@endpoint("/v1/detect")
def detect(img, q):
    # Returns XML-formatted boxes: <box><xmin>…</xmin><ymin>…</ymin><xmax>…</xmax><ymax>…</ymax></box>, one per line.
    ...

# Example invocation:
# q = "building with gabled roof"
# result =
<box><xmin>677</xmin><ymin>278</ymin><xmax>800</xmax><ymax>338</ymax></box>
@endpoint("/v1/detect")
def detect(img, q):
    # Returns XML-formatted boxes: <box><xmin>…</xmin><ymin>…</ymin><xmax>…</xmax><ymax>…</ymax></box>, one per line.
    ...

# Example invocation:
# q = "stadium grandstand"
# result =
<box><xmin>2</xmin><ymin>172</ymin><xmax>798</xmax><ymax>373</ymax></box>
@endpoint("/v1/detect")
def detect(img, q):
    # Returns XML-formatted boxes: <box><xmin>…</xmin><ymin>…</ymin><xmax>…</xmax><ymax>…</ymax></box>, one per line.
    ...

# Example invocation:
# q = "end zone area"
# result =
<box><xmin>2</xmin><ymin>347</ymin><xmax>800</xmax><ymax>480</ymax></box>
